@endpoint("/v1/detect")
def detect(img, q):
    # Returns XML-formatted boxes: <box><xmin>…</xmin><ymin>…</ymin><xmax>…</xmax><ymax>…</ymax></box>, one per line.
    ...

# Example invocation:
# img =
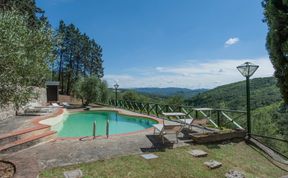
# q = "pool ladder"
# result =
<box><xmin>93</xmin><ymin>120</ymin><xmax>109</xmax><ymax>139</ymax></box>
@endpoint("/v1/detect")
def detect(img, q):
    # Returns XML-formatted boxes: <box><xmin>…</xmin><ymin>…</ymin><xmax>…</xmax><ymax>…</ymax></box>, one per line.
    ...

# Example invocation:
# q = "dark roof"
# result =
<box><xmin>45</xmin><ymin>81</ymin><xmax>60</xmax><ymax>86</ymax></box>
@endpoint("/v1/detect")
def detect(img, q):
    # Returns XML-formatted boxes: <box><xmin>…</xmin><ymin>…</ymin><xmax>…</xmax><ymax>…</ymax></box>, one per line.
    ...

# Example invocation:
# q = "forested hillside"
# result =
<box><xmin>187</xmin><ymin>77</ymin><xmax>281</xmax><ymax>110</ymax></box>
<box><xmin>132</xmin><ymin>87</ymin><xmax>207</xmax><ymax>98</ymax></box>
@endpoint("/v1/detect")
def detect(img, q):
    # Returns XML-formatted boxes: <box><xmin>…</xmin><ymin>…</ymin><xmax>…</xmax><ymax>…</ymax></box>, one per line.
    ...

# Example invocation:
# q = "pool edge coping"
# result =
<box><xmin>43</xmin><ymin>107</ymin><xmax>162</xmax><ymax>141</ymax></box>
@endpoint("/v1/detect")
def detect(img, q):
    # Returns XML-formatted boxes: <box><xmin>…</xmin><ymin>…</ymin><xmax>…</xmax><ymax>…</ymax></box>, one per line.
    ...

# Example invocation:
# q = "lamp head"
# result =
<box><xmin>237</xmin><ymin>62</ymin><xmax>259</xmax><ymax>78</ymax></box>
<box><xmin>114</xmin><ymin>83</ymin><xmax>119</xmax><ymax>89</ymax></box>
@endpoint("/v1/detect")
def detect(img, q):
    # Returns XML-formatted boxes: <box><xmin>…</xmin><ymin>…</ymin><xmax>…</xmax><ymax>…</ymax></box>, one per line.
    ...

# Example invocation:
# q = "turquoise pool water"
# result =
<box><xmin>54</xmin><ymin>111</ymin><xmax>157</xmax><ymax>137</ymax></box>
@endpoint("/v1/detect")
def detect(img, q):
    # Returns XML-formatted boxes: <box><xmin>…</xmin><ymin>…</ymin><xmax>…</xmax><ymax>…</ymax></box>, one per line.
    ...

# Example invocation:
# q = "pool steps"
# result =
<box><xmin>0</xmin><ymin>125</ymin><xmax>56</xmax><ymax>154</ymax></box>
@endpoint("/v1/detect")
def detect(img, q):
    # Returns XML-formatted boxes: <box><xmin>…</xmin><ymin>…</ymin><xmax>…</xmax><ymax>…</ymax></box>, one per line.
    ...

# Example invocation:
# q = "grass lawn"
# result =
<box><xmin>40</xmin><ymin>141</ymin><xmax>287</xmax><ymax>178</ymax></box>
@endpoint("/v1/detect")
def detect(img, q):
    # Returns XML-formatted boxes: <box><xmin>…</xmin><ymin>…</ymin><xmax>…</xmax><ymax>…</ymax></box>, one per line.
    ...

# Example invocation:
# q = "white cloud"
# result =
<box><xmin>104</xmin><ymin>57</ymin><xmax>274</xmax><ymax>89</ymax></box>
<box><xmin>225</xmin><ymin>37</ymin><xmax>239</xmax><ymax>47</ymax></box>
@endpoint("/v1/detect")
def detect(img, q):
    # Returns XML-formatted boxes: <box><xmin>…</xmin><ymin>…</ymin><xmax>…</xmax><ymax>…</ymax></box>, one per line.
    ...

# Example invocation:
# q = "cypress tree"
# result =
<box><xmin>263</xmin><ymin>0</ymin><xmax>288</xmax><ymax>107</ymax></box>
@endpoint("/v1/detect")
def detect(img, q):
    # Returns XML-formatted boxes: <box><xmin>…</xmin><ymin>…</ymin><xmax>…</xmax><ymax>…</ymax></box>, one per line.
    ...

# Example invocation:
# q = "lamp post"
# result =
<box><xmin>237</xmin><ymin>62</ymin><xmax>259</xmax><ymax>139</ymax></box>
<box><xmin>114</xmin><ymin>83</ymin><xmax>119</xmax><ymax>107</ymax></box>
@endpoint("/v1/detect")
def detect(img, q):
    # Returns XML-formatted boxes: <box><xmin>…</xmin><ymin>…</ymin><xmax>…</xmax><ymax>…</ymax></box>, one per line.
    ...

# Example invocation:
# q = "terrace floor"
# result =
<box><xmin>0</xmin><ymin>115</ymin><xmax>35</xmax><ymax>135</ymax></box>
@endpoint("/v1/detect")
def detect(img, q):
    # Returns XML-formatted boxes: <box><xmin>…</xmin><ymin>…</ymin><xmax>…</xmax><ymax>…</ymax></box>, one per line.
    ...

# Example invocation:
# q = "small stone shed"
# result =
<box><xmin>46</xmin><ymin>81</ymin><xmax>60</xmax><ymax>102</ymax></box>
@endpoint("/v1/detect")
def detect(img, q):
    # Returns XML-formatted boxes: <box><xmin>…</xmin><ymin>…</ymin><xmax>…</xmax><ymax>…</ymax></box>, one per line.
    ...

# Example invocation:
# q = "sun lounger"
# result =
<box><xmin>62</xmin><ymin>102</ymin><xmax>71</xmax><ymax>108</ymax></box>
<box><xmin>180</xmin><ymin>118</ymin><xmax>194</xmax><ymax>130</ymax></box>
<box><xmin>153</xmin><ymin>123</ymin><xmax>183</xmax><ymax>143</ymax></box>
<box><xmin>51</xmin><ymin>103</ymin><xmax>63</xmax><ymax>108</ymax></box>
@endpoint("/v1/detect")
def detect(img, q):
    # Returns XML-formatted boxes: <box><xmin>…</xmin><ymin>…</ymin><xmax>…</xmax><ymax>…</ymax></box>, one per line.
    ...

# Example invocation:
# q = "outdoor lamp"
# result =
<box><xmin>237</xmin><ymin>62</ymin><xmax>259</xmax><ymax>78</ymax></box>
<box><xmin>114</xmin><ymin>83</ymin><xmax>119</xmax><ymax>89</ymax></box>
<box><xmin>237</xmin><ymin>62</ymin><xmax>259</xmax><ymax>139</ymax></box>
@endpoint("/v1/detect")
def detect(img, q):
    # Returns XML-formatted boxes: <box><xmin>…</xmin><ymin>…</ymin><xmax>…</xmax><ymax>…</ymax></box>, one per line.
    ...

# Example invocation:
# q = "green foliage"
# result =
<box><xmin>263</xmin><ymin>0</ymin><xmax>288</xmax><ymax>105</ymax></box>
<box><xmin>73</xmin><ymin>76</ymin><xmax>108</xmax><ymax>105</ymax></box>
<box><xmin>166</xmin><ymin>95</ymin><xmax>185</xmax><ymax>106</ymax></box>
<box><xmin>0</xmin><ymin>10</ymin><xmax>54</xmax><ymax>109</ymax></box>
<box><xmin>252</xmin><ymin>102</ymin><xmax>280</xmax><ymax>136</ymax></box>
<box><xmin>53</xmin><ymin>21</ymin><xmax>104</xmax><ymax>95</ymax></box>
<box><xmin>273</xmin><ymin>104</ymin><xmax>288</xmax><ymax>137</ymax></box>
<box><xmin>122</xmin><ymin>91</ymin><xmax>139</xmax><ymax>101</ymax></box>
<box><xmin>133</xmin><ymin>87</ymin><xmax>207</xmax><ymax>98</ymax></box>
<box><xmin>121</xmin><ymin>90</ymin><xmax>150</xmax><ymax>103</ymax></box>
<box><xmin>99</xmin><ymin>80</ymin><xmax>109</xmax><ymax>103</ymax></box>
<box><xmin>0</xmin><ymin>0</ymin><xmax>45</xmax><ymax>29</ymax></box>
<box><xmin>187</xmin><ymin>77</ymin><xmax>281</xmax><ymax>110</ymax></box>
<box><xmin>252</xmin><ymin>102</ymin><xmax>288</xmax><ymax>157</ymax></box>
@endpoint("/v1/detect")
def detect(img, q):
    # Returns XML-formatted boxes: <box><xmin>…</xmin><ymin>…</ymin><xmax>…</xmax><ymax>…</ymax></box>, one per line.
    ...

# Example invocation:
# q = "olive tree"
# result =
<box><xmin>73</xmin><ymin>76</ymin><xmax>109</xmax><ymax>105</ymax></box>
<box><xmin>0</xmin><ymin>10</ymin><xmax>54</xmax><ymax>110</ymax></box>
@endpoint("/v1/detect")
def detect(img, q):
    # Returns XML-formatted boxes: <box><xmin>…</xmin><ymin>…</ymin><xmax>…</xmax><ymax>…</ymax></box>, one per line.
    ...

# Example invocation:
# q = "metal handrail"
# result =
<box><xmin>251</xmin><ymin>133</ymin><xmax>288</xmax><ymax>143</ymax></box>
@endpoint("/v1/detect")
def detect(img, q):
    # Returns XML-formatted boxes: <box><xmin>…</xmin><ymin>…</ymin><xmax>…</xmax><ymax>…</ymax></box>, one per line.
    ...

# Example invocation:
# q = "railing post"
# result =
<box><xmin>155</xmin><ymin>104</ymin><xmax>158</xmax><ymax>117</ymax></box>
<box><xmin>217</xmin><ymin>110</ymin><xmax>221</xmax><ymax>128</ymax></box>
<box><xmin>147</xmin><ymin>103</ymin><xmax>150</xmax><ymax>115</ymax></box>
<box><xmin>165</xmin><ymin>105</ymin><xmax>169</xmax><ymax>112</ymax></box>
<box><xmin>93</xmin><ymin>121</ymin><xmax>96</xmax><ymax>139</ymax></box>
<box><xmin>133</xmin><ymin>101</ymin><xmax>136</xmax><ymax>111</ymax></box>
<box><xmin>106</xmin><ymin>119</ymin><xmax>109</xmax><ymax>138</ymax></box>
<box><xmin>195</xmin><ymin>110</ymin><xmax>198</xmax><ymax>119</ymax></box>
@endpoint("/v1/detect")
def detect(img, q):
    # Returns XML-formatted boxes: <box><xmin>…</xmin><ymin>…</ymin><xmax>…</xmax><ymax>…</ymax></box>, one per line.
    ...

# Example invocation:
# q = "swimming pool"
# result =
<box><xmin>52</xmin><ymin>111</ymin><xmax>158</xmax><ymax>137</ymax></box>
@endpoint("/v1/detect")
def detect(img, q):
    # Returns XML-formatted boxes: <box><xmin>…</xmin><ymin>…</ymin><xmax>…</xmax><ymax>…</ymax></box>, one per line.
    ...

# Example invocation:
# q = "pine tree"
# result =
<box><xmin>53</xmin><ymin>21</ymin><xmax>104</xmax><ymax>95</ymax></box>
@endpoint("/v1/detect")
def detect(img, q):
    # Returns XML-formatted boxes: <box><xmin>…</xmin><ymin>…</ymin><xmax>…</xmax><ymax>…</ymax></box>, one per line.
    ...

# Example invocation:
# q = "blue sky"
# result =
<box><xmin>37</xmin><ymin>0</ymin><xmax>274</xmax><ymax>89</ymax></box>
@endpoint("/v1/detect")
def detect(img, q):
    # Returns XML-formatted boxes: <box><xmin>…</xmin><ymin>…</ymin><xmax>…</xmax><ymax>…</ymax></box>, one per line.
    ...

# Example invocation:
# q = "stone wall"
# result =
<box><xmin>0</xmin><ymin>105</ymin><xmax>15</xmax><ymax>122</ymax></box>
<box><xmin>29</xmin><ymin>87</ymin><xmax>47</xmax><ymax>106</ymax></box>
<box><xmin>0</xmin><ymin>87</ymin><xmax>47</xmax><ymax>121</ymax></box>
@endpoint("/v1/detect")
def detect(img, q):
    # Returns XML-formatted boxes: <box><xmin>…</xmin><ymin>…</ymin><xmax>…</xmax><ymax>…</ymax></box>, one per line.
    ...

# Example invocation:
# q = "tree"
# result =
<box><xmin>122</xmin><ymin>91</ymin><xmax>140</xmax><ymax>101</ymax></box>
<box><xmin>0</xmin><ymin>0</ymin><xmax>45</xmax><ymax>29</ymax></box>
<box><xmin>73</xmin><ymin>76</ymin><xmax>108</xmax><ymax>105</ymax></box>
<box><xmin>0</xmin><ymin>10</ymin><xmax>54</xmax><ymax>110</ymax></box>
<box><xmin>263</xmin><ymin>0</ymin><xmax>288</xmax><ymax>106</ymax></box>
<box><xmin>99</xmin><ymin>80</ymin><xmax>109</xmax><ymax>103</ymax></box>
<box><xmin>166</xmin><ymin>95</ymin><xmax>185</xmax><ymax>106</ymax></box>
<box><xmin>53</xmin><ymin>21</ymin><xmax>104</xmax><ymax>95</ymax></box>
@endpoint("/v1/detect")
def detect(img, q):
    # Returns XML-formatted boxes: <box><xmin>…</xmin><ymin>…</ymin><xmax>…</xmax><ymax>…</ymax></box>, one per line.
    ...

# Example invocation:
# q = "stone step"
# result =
<box><xmin>0</xmin><ymin>130</ymin><xmax>56</xmax><ymax>154</ymax></box>
<box><xmin>0</xmin><ymin>125</ymin><xmax>50</xmax><ymax>147</ymax></box>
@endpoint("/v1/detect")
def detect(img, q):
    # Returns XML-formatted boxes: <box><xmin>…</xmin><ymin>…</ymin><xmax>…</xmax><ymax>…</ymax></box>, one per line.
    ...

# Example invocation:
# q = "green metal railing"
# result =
<box><xmin>108</xmin><ymin>99</ymin><xmax>246</xmax><ymax>130</ymax></box>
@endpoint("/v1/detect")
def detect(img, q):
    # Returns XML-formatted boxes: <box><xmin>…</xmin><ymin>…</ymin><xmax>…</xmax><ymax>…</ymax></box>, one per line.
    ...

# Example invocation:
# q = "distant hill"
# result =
<box><xmin>187</xmin><ymin>77</ymin><xmax>282</xmax><ymax>110</ymax></box>
<box><xmin>131</xmin><ymin>87</ymin><xmax>208</xmax><ymax>98</ymax></box>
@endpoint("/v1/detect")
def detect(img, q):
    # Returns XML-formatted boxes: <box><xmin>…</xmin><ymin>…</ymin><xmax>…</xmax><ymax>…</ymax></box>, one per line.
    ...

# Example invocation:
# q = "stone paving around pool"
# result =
<box><xmin>1</xmin><ymin>130</ymin><xmax>188</xmax><ymax>178</ymax></box>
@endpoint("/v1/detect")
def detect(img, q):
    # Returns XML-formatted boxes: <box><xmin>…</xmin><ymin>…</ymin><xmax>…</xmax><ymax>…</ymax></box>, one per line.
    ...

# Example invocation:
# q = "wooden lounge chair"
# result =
<box><xmin>180</xmin><ymin>118</ymin><xmax>219</xmax><ymax>134</ymax></box>
<box><xmin>179</xmin><ymin>118</ymin><xmax>196</xmax><ymax>130</ymax></box>
<box><xmin>153</xmin><ymin>123</ymin><xmax>183</xmax><ymax>144</ymax></box>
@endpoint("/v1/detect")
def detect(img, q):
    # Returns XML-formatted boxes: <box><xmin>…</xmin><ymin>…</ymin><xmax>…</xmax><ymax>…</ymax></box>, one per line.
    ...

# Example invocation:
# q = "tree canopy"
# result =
<box><xmin>73</xmin><ymin>76</ymin><xmax>108</xmax><ymax>105</ymax></box>
<box><xmin>0</xmin><ymin>0</ymin><xmax>45</xmax><ymax>29</ymax></box>
<box><xmin>52</xmin><ymin>21</ymin><xmax>104</xmax><ymax>95</ymax></box>
<box><xmin>0</xmin><ymin>10</ymin><xmax>54</xmax><ymax>110</ymax></box>
<box><xmin>263</xmin><ymin>0</ymin><xmax>288</xmax><ymax>106</ymax></box>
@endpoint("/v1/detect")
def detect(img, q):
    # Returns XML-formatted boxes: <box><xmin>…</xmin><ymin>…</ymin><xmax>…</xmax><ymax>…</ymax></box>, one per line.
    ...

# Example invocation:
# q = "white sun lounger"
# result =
<box><xmin>51</xmin><ymin>103</ymin><xmax>63</xmax><ymax>108</ymax></box>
